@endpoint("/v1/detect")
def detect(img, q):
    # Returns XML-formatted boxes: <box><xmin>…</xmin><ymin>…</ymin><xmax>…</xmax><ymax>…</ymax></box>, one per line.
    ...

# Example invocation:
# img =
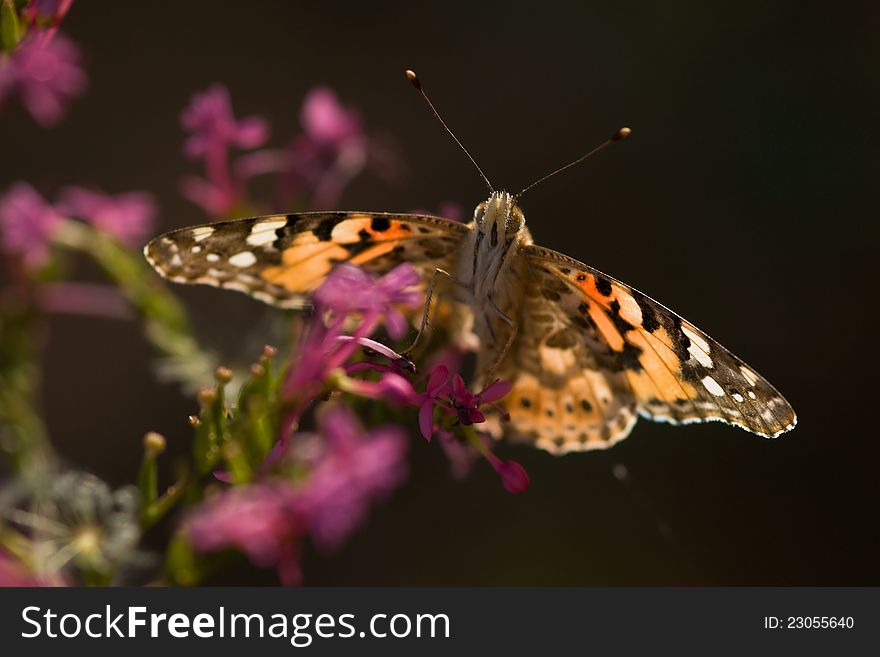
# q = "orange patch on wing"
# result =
<box><xmin>261</xmin><ymin>242</ymin><xmax>350</xmax><ymax>292</ymax></box>
<box><xmin>586</xmin><ymin>301</ymin><xmax>625</xmax><ymax>351</ymax></box>
<box><xmin>625</xmin><ymin>331</ymin><xmax>696</xmax><ymax>402</ymax></box>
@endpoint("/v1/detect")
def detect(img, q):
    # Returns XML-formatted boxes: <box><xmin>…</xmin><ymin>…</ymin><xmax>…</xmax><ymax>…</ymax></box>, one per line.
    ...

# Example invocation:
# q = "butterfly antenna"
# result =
<box><xmin>405</xmin><ymin>69</ymin><xmax>494</xmax><ymax>193</ymax></box>
<box><xmin>515</xmin><ymin>127</ymin><xmax>632</xmax><ymax>199</ymax></box>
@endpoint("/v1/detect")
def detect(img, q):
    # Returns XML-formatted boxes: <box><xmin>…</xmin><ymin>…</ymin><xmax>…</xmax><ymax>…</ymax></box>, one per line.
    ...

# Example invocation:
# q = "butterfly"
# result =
<box><xmin>144</xmin><ymin>71</ymin><xmax>796</xmax><ymax>455</ymax></box>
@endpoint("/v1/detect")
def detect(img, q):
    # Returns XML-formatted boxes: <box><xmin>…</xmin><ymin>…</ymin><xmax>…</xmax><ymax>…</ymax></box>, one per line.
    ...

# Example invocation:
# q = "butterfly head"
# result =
<box><xmin>473</xmin><ymin>191</ymin><xmax>526</xmax><ymax>245</ymax></box>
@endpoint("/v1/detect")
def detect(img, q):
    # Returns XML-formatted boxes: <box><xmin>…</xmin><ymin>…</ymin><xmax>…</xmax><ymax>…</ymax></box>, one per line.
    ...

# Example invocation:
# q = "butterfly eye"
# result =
<box><xmin>507</xmin><ymin>206</ymin><xmax>525</xmax><ymax>234</ymax></box>
<box><xmin>473</xmin><ymin>201</ymin><xmax>488</xmax><ymax>224</ymax></box>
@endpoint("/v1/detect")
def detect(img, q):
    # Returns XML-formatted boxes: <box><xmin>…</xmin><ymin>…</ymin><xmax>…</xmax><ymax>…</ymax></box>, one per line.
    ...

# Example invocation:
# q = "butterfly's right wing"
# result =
<box><xmin>144</xmin><ymin>211</ymin><xmax>471</xmax><ymax>308</ymax></box>
<box><xmin>490</xmin><ymin>265</ymin><xmax>639</xmax><ymax>454</ymax></box>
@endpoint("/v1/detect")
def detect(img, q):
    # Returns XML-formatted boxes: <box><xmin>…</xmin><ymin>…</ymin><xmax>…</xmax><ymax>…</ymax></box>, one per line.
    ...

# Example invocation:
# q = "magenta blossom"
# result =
<box><xmin>181</xmin><ymin>85</ymin><xmax>268</xmax><ymax>159</ymax></box>
<box><xmin>187</xmin><ymin>483</ymin><xmax>305</xmax><ymax>586</ymax></box>
<box><xmin>0</xmin><ymin>182</ymin><xmax>63</xmax><ymax>269</ymax></box>
<box><xmin>0</xmin><ymin>32</ymin><xmax>86</xmax><ymax>127</ymax></box>
<box><xmin>253</xmin><ymin>86</ymin><xmax>402</xmax><ymax>209</ymax></box>
<box><xmin>294</xmin><ymin>406</ymin><xmax>408</xmax><ymax>552</ymax></box>
<box><xmin>277</xmin><ymin>264</ymin><xmax>421</xmax><ymax>443</ymax></box>
<box><xmin>58</xmin><ymin>186</ymin><xmax>156</xmax><ymax>246</ymax></box>
<box><xmin>314</xmin><ymin>262</ymin><xmax>423</xmax><ymax>339</ymax></box>
<box><xmin>417</xmin><ymin>366</ymin><xmax>512</xmax><ymax>440</ymax></box>
<box><xmin>180</xmin><ymin>85</ymin><xmax>269</xmax><ymax>215</ymax></box>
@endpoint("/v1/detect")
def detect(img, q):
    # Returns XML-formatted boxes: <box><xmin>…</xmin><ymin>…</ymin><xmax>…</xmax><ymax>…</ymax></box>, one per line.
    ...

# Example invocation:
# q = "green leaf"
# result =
<box><xmin>1</xmin><ymin>0</ymin><xmax>22</xmax><ymax>52</ymax></box>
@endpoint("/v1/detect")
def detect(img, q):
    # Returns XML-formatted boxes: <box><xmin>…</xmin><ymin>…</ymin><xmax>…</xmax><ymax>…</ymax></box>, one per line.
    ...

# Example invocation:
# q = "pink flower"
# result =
<box><xmin>180</xmin><ymin>85</ymin><xmax>269</xmax><ymax>215</ymax></box>
<box><xmin>0</xmin><ymin>32</ymin><xmax>86</xmax><ymax>127</ymax></box>
<box><xmin>417</xmin><ymin>366</ymin><xmax>512</xmax><ymax>439</ymax></box>
<box><xmin>0</xmin><ymin>182</ymin><xmax>62</xmax><ymax>269</ymax></box>
<box><xmin>187</xmin><ymin>483</ymin><xmax>305</xmax><ymax>586</ymax></box>
<box><xmin>58</xmin><ymin>186</ymin><xmax>156</xmax><ymax>246</ymax></box>
<box><xmin>314</xmin><ymin>262</ymin><xmax>423</xmax><ymax>339</ymax></box>
<box><xmin>267</xmin><ymin>86</ymin><xmax>403</xmax><ymax>209</ymax></box>
<box><xmin>419</xmin><ymin>365</ymin><xmax>451</xmax><ymax>441</ymax></box>
<box><xmin>301</xmin><ymin>87</ymin><xmax>362</xmax><ymax>144</ymax></box>
<box><xmin>294</xmin><ymin>406</ymin><xmax>408</xmax><ymax>552</ymax></box>
<box><xmin>181</xmin><ymin>85</ymin><xmax>268</xmax><ymax>159</ymax></box>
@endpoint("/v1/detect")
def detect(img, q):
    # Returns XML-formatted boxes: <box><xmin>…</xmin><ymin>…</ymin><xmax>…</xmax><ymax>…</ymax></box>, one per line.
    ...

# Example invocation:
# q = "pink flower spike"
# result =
<box><xmin>0</xmin><ymin>32</ymin><xmax>86</xmax><ymax>127</ymax></box>
<box><xmin>301</xmin><ymin>87</ymin><xmax>362</xmax><ymax>144</ymax></box>
<box><xmin>180</xmin><ymin>85</ymin><xmax>269</xmax><ymax>159</ymax></box>
<box><xmin>0</xmin><ymin>182</ymin><xmax>62</xmax><ymax>269</ymax></box>
<box><xmin>58</xmin><ymin>186</ymin><xmax>157</xmax><ymax>246</ymax></box>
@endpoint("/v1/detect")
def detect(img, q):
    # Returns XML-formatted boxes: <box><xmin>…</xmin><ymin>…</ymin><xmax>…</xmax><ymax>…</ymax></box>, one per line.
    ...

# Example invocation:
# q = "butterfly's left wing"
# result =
<box><xmin>520</xmin><ymin>244</ymin><xmax>797</xmax><ymax>440</ymax></box>
<box><xmin>144</xmin><ymin>211</ymin><xmax>470</xmax><ymax>308</ymax></box>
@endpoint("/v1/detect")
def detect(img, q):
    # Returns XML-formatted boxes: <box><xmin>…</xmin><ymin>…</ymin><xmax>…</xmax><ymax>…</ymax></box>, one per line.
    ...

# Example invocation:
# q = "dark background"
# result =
<box><xmin>2</xmin><ymin>1</ymin><xmax>878</xmax><ymax>584</ymax></box>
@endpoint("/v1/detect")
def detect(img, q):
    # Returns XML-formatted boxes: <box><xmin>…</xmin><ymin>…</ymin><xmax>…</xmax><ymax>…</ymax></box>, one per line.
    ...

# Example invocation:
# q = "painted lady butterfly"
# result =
<box><xmin>144</xmin><ymin>71</ymin><xmax>796</xmax><ymax>454</ymax></box>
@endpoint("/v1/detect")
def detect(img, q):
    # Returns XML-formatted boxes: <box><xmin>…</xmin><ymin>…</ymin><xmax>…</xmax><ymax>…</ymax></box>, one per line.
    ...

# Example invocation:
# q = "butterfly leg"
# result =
<box><xmin>483</xmin><ymin>296</ymin><xmax>519</xmax><ymax>383</ymax></box>
<box><xmin>402</xmin><ymin>267</ymin><xmax>466</xmax><ymax>356</ymax></box>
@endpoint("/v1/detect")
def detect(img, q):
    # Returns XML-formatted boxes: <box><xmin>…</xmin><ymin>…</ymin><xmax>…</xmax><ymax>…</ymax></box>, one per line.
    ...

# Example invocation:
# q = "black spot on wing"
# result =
<box><xmin>315</xmin><ymin>215</ymin><xmax>345</xmax><ymax>241</ymax></box>
<box><xmin>619</xmin><ymin>342</ymin><xmax>644</xmax><ymax>371</ymax></box>
<box><xmin>370</xmin><ymin>216</ymin><xmax>391</xmax><ymax>232</ymax></box>
<box><xmin>595</xmin><ymin>276</ymin><xmax>613</xmax><ymax>296</ymax></box>
<box><xmin>636</xmin><ymin>296</ymin><xmax>660</xmax><ymax>332</ymax></box>
<box><xmin>668</xmin><ymin>315</ymin><xmax>692</xmax><ymax>362</ymax></box>
<box><xmin>608</xmin><ymin>299</ymin><xmax>636</xmax><ymax>335</ymax></box>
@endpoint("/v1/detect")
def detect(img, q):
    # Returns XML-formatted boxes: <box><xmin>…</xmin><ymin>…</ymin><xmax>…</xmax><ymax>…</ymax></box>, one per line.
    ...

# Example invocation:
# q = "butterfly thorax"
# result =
<box><xmin>456</xmin><ymin>191</ymin><xmax>532</xmax><ymax>367</ymax></box>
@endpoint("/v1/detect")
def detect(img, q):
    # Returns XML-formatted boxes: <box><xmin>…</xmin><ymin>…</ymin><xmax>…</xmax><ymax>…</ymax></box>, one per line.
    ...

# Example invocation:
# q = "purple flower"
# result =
<box><xmin>0</xmin><ymin>182</ymin><xmax>62</xmax><ymax>269</ymax></box>
<box><xmin>0</xmin><ymin>32</ymin><xmax>86</xmax><ymax>127</ymax></box>
<box><xmin>187</xmin><ymin>483</ymin><xmax>305</xmax><ymax>586</ymax></box>
<box><xmin>417</xmin><ymin>367</ymin><xmax>512</xmax><ymax>437</ymax></box>
<box><xmin>267</xmin><ymin>86</ymin><xmax>403</xmax><ymax>209</ymax></box>
<box><xmin>301</xmin><ymin>86</ymin><xmax>362</xmax><ymax>144</ymax></box>
<box><xmin>180</xmin><ymin>85</ymin><xmax>269</xmax><ymax>215</ymax></box>
<box><xmin>419</xmin><ymin>365</ymin><xmax>451</xmax><ymax>440</ymax></box>
<box><xmin>448</xmin><ymin>374</ymin><xmax>512</xmax><ymax>425</ymax></box>
<box><xmin>314</xmin><ymin>263</ymin><xmax>423</xmax><ymax>338</ymax></box>
<box><xmin>294</xmin><ymin>406</ymin><xmax>408</xmax><ymax>552</ymax></box>
<box><xmin>58</xmin><ymin>186</ymin><xmax>156</xmax><ymax>246</ymax></box>
<box><xmin>181</xmin><ymin>85</ymin><xmax>268</xmax><ymax>159</ymax></box>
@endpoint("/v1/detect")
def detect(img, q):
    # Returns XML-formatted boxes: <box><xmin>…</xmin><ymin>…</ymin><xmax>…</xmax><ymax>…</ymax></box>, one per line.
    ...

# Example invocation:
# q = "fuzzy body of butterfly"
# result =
<box><xmin>144</xmin><ymin>72</ymin><xmax>796</xmax><ymax>454</ymax></box>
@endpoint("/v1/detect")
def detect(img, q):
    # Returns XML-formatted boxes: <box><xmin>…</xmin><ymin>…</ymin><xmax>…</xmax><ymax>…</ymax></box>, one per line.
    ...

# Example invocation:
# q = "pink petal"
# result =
<box><xmin>427</xmin><ymin>365</ymin><xmax>449</xmax><ymax>396</ymax></box>
<box><xmin>480</xmin><ymin>379</ymin><xmax>512</xmax><ymax>404</ymax></box>
<box><xmin>419</xmin><ymin>402</ymin><xmax>435</xmax><ymax>441</ymax></box>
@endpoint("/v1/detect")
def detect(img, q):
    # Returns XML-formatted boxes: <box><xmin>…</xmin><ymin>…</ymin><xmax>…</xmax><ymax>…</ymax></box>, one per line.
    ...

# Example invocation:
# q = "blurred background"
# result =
<box><xmin>2</xmin><ymin>0</ymin><xmax>877</xmax><ymax>584</ymax></box>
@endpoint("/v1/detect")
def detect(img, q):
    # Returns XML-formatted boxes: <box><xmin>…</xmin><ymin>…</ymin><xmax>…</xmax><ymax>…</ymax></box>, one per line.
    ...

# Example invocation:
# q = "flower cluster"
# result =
<box><xmin>0</xmin><ymin>1</ymin><xmax>84</xmax><ymax>126</ymax></box>
<box><xmin>181</xmin><ymin>84</ymin><xmax>402</xmax><ymax>216</ymax></box>
<box><xmin>176</xmin><ymin>262</ymin><xmax>527</xmax><ymax>583</ymax></box>
<box><xmin>0</xmin><ymin>182</ymin><xmax>156</xmax><ymax>271</ymax></box>
<box><xmin>0</xmin><ymin>11</ymin><xmax>526</xmax><ymax>587</ymax></box>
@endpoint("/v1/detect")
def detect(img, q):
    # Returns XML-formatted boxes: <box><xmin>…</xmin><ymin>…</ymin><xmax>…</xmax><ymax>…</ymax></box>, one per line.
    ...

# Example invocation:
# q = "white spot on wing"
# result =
<box><xmin>247</xmin><ymin>218</ymin><xmax>287</xmax><ymax>246</ymax></box>
<box><xmin>732</xmin><ymin>392</ymin><xmax>745</xmax><ymax>403</ymax></box>
<box><xmin>681</xmin><ymin>325</ymin><xmax>714</xmax><ymax>368</ymax></box>
<box><xmin>740</xmin><ymin>366</ymin><xmax>758</xmax><ymax>386</ymax></box>
<box><xmin>191</xmin><ymin>246</ymin><xmax>202</xmax><ymax>253</ymax></box>
<box><xmin>206</xmin><ymin>253</ymin><xmax>220</xmax><ymax>263</ymax></box>
<box><xmin>747</xmin><ymin>390</ymin><xmax>756</xmax><ymax>400</ymax></box>
<box><xmin>191</xmin><ymin>226</ymin><xmax>214</xmax><ymax>242</ymax></box>
<box><xmin>229</xmin><ymin>251</ymin><xmax>257</xmax><ymax>268</ymax></box>
<box><xmin>701</xmin><ymin>375</ymin><xmax>726</xmax><ymax>397</ymax></box>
